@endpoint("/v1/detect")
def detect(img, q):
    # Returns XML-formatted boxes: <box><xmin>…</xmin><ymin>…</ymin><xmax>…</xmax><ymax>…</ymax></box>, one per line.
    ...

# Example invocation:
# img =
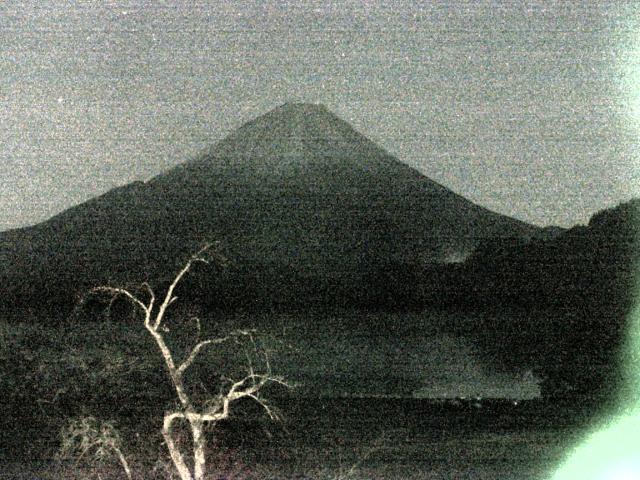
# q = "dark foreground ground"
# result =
<box><xmin>0</xmin><ymin>397</ymin><xmax>600</xmax><ymax>480</ymax></box>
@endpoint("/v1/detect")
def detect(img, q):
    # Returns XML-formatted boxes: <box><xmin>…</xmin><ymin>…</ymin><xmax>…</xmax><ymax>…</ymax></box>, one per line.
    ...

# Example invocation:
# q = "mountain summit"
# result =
<box><xmin>1</xmin><ymin>103</ymin><xmax>540</xmax><ymax>310</ymax></box>
<box><xmin>208</xmin><ymin>102</ymin><xmax>388</xmax><ymax>169</ymax></box>
<box><xmin>160</xmin><ymin>102</ymin><xmax>403</xmax><ymax>186</ymax></box>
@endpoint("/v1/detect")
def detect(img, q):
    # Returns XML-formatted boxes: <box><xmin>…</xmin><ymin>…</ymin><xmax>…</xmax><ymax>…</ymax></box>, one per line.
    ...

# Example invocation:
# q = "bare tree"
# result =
<box><xmin>92</xmin><ymin>244</ymin><xmax>287</xmax><ymax>480</ymax></box>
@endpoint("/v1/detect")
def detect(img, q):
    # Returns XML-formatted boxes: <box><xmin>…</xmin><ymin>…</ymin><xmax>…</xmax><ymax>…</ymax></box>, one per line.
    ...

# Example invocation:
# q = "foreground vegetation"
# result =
<box><xmin>1</xmin><ymin>308</ymin><xmax>605</xmax><ymax>480</ymax></box>
<box><xmin>0</xmin><ymin>395</ymin><xmax>586</xmax><ymax>479</ymax></box>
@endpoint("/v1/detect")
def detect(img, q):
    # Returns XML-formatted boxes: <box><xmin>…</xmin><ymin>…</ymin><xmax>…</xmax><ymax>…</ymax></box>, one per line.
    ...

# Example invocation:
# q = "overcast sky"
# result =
<box><xmin>1</xmin><ymin>0</ymin><xmax>639</xmax><ymax>231</ymax></box>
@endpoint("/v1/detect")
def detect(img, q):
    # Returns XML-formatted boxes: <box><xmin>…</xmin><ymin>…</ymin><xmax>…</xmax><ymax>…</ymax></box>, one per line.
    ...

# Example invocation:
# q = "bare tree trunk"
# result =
<box><xmin>192</xmin><ymin>419</ymin><xmax>207</xmax><ymax>480</ymax></box>
<box><xmin>163</xmin><ymin>413</ymin><xmax>193</xmax><ymax>480</ymax></box>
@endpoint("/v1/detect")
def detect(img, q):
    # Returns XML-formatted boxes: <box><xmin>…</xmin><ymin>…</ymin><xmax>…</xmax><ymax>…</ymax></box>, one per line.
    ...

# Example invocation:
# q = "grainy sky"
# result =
<box><xmin>1</xmin><ymin>0</ymin><xmax>639</xmax><ymax>231</ymax></box>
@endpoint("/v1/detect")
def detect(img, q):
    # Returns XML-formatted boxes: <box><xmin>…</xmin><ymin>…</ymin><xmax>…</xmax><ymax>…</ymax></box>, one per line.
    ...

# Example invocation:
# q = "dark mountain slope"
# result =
<box><xmin>460</xmin><ymin>198</ymin><xmax>639</xmax><ymax>308</ymax></box>
<box><xmin>0</xmin><ymin>103</ymin><xmax>540</xmax><ymax>311</ymax></box>
<box><xmin>443</xmin><ymin>199</ymin><xmax>639</xmax><ymax>401</ymax></box>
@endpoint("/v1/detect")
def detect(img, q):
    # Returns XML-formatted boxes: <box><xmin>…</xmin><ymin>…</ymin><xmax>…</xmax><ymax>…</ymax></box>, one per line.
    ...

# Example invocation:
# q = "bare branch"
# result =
<box><xmin>141</xmin><ymin>282</ymin><xmax>156</xmax><ymax>312</ymax></box>
<box><xmin>246</xmin><ymin>393</ymin><xmax>280</xmax><ymax>421</ymax></box>
<box><xmin>154</xmin><ymin>243</ymin><xmax>212</xmax><ymax>330</ymax></box>
<box><xmin>226</xmin><ymin>373</ymin><xmax>288</xmax><ymax>400</ymax></box>
<box><xmin>92</xmin><ymin>286</ymin><xmax>149</xmax><ymax>314</ymax></box>
<box><xmin>176</xmin><ymin>337</ymin><xmax>228</xmax><ymax>375</ymax></box>
<box><xmin>176</xmin><ymin>329</ymin><xmax>255</xmax><ymax>376</ymax></box>
<box><xmin>197</xmin><ymin>372</ymin><xmax>290</xmax><ymax>426</ymax></box>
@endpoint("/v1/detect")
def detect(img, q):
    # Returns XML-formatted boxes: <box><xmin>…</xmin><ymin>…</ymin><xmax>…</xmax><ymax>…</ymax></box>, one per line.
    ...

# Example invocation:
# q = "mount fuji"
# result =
<box><xmin>0</xmin><ymin>103</ymin><xmax>541</xmax><ymax>310</ymax></box>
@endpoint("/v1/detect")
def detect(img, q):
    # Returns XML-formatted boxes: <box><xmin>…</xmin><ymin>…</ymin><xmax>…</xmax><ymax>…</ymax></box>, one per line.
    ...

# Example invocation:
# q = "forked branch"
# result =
<box><xmin>176</xmin><ymin>329</ymin><xmax>254</xmax><ymax>375</ymax></box>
